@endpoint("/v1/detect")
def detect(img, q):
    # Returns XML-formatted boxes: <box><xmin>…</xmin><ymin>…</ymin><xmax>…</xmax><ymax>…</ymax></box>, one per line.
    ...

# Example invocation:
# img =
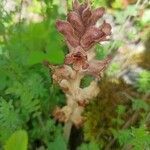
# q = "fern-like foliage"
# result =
<box><xmin>0</xmin><ymin>98</ymin><xmax>20</xmax><ymax>129</ymax></box>
<box><xmin>30</xmin><ymin>118</ymin><xmax>66</xmax><ymax>148</ymax></box>
<box><xmin>116</xmin><ymin>125</ymin><xmax>150</xmax><ymax>150</ymax></box>
<box><xmin>136</xmin><ymin>70</ymin><xmax>150</xmax><ymax>93</ymax></box>
<box><xmin>0</xmin><ymin>98</ymin><xmax>21</xmax><ymax>143</ymax></box>
<box><xmin>5</xmin><ymin>79</ymin><xmax>41</xmax><ymax>120</ymax></box>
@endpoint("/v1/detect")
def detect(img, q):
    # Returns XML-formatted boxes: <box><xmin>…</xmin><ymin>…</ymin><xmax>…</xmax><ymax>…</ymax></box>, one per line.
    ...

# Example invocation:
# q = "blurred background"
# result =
<box><xmin>0</xmin><ymin>0</ymin><xmax>150</xmax><ymax>150</ymax></box>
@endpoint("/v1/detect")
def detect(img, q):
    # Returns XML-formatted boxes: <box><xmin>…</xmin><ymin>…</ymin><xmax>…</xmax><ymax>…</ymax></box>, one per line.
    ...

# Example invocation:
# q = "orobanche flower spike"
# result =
<box><xmin>51</xmin><ymin>0</ymin><xmax>112</xmax><ymax>127</ymax></box>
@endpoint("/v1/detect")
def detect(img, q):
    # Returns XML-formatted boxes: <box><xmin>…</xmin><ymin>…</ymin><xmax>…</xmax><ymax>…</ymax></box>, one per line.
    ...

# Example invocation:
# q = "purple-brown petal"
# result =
<box><xmin>73</xmin><ymin>61</ymin><xmax>83</xmax><ymax>70</ymax></box>
<box><xmin>88</xmin><ymin>7</ymin><xmax>105</xmax><ymax>26</ymax></box>
<box><xmin>75</xmin><ymin>46</ymin><xmax>87</xmax><ymax>57</ymax></box>
<box><xmin>56</xmin><ymin>20</ymin><xmax>73</xmax><ymax>34</ymax></box>
<box><xmin>65</xmin><ymin>54</ymin><xmax>73</xmax><ymax>65</ymax></box>
<box><xmin>82</xmin><ymin>6</ymin><xmax>92</xmax><ymax>24</ymax></box>
<box><xmin>67</xmin><ymin>11</ymin><xmax>85</xmax><ymax>37</ymax></box>
<box><xmin>65</xmin><ymin>46</ymin><xmax>88</xmax><ymax>70</ymax></box>
<box><xmin>80</xmin><ymin>26</ymin><xmax>104</xmax><ymax>49</ymax></box>
<box><xmin>85</xmin><ymin>56</ymin><xmax>112</xmax><ymax>78</ymax></box>
<box><xmin>56</xmin><ymin>20</ymin><xmax>79</xmax><ymax>47</ymax></box>
<box><xmin>68</xmin><ymin>36</ymin><xmax>80</xmax><ymax>48</ymax></box>
<box><xmin>82</xmin><ymin>61</ymin><xmax>89</xmax><ymax>69</ymax></box>
<box><xmin>101</xmin><ymin>21</ymin><xmax>112</xmax><ymax>35</ymax></box>
<box><xmin>78</xmin><ymin>3</ymin><xmax>88</xmax><ymax>15</ymax></box>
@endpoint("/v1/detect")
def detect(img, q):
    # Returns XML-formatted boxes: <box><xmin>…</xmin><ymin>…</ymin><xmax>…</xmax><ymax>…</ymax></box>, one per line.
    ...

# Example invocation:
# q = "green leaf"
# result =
<box><xmin>132</xmin><ymin>99</ymin><xmax>149</xmax><ymax>111</ymax></box>
<box><xmin>0</xmin><ymin>98</ymin><xmax>20</xmax><ymax>130</ymax></box>
<box><xmin>28</xmin><ymin>0</ymin><xmax>42</xmax><ymax>13</ymax></box>
<box><xmin>28</xmin><ymin>51</ymin><xmax>47</xmax><ymax>65</ymax></box>
<box><xmin>77</xmin><ymin>141</ymin><xmax>100</xmax><ymax>150</ymax></box>
<box><xmin>116</xmin><ymin>105</ymin><xmax>126</xmax><ymax>115</ymax></box>
<box><xmin>130</xmin><ymin>126</ymin><xmax>150</xmax><ymax>150</ymax></box>
<box><xmin>92</xmin><ymin>0</ymin><xmax>108</xmax><ymax>7</ymax></box>
<box><xmin>112</xmin><ymin>0</ymin><xmax>123</xmax><ymax>9</ymax></box>
<box><xmin>114</xmin><ymin>5</ymin><xmax>138</xmax><ymax>24</ymax></box>
<box><xmin>136</xmin><ymin>71</ymin><xmax>150</xmax><ymax>93</ymax></box>
<box><xmin>0</xmin><ymin>98</ymin><xmax>21</xmax><ymax>142</ymax></box>
<box><xmin>0</xmin><ymin>23</ymin><xmax>5</xmax><ymax>35</ymax></box>
<box><xmin>81</xmin><ymin>75</ymin><xmax>93</xmax><ymax>88</ymax></box>
<box><xmin>107</xmin><ymin>63</ymin><xmax>120</xmax><ymax>76</ymax></box>
<box><xmin>48</xmin><ymin>134</ymin><xmax>67</xmax><ymax>150</ymax></box>
<box><xmin>4</xmin><ymin>130</ymin><xmax>28</xmax><ymax>150</ymax></box>
<box><xmin>88</xmin><ymin>142</ymin><xmax>100</xmax><ymax>150</ymax></box>
<box><xmin>116</xmin><ymin>129</ymin><xmax>132</xmax><ymax>146</ymax></box>
<box><xmin>7</xmin><ymin>22</ymin><xmax>65</xmax><ymax>66</ymax></box>
<box><xmin>95</xmin><ymin>45</ymin><xmax>109</xmax><ymax>60</ymax></box>
<box><xmin>0</xmin><ymin>72</ymin><xmax>8</xmax><ymax>90</ymax></box>
<box><xmin>141</xmin><ymin>9</ymin><xmax>150</xmax><ymax>24</ymax></box>
<box><xmin>126</xmin><ymin>5</ymin><xmax>138</xmax><ymax>17</ymax></box>
<box><xmin>5</xmin><ymin>79</ymin><xmax>41</xmax><ymax>121</ymax></box>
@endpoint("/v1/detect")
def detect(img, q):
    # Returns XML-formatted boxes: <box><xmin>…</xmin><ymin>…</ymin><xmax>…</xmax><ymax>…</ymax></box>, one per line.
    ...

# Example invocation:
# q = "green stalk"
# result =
<box><xmin>63</xmin><ymin>121</ymin><xmax>73</xmax><ymax>144</ymax></box>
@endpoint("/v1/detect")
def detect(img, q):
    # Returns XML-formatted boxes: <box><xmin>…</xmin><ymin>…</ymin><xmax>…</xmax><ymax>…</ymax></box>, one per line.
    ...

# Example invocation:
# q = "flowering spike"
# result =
<box><xmin>51</xmin><ymin>0</ymin><xmax>112</xmax><ymax>127</ymax></box>
<box><xmin>80</xmin><ymin>26</ymin><xmax>104</xmax><ymax>49</ymax></box>
<box><xmin>85</xmin><ymin>56</ymin><xmax>112</xmax><ymax>78</ymax></box>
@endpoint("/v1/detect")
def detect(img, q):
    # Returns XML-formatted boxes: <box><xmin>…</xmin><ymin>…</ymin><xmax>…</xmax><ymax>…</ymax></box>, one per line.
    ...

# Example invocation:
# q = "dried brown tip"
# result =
<box><xmin>72</xmin><ymin>0</ymin><xmax>80</xmax><ymax>10</ymax></box>
<box><xmin>82</xmin><ymin>6</ymin><xmax>92</xmax><ymax>24</ymax></box>
<box><xmin>101</xmin><ymin>21</ymin><xmax>112</xmax><ymax>35</ymax></box>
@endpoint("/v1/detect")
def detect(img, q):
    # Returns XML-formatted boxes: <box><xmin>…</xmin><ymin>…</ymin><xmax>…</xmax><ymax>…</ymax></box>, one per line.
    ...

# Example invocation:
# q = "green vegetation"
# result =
<box><xmin>0</xmin><ymin>0</ymin><xmax>150</xmax><ymax>149</ymax></box>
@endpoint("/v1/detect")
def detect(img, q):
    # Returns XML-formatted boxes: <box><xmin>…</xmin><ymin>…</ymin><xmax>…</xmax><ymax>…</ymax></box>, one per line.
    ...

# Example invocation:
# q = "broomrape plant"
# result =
<box><xmin>48</xmin><ymin>0</ymin><xmax>112</xmax><ymax>128</ymax></box>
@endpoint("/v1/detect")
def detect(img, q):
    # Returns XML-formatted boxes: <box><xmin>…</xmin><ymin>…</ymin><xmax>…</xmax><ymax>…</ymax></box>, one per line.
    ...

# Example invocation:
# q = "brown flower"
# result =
<box><xmin>65</xmin><ymin>46</ymin><xmax>89</xmax><ymax>70</ymax></box>
<box><xmin>82</xmin><ymin>6</ymin><xmax>92</xmax><ymax>24</ymax></box>
<box><xmin>80</xmin><ymin>21</ymin><xmax>111</xmax><ymax>49</ymax></box>
<box><xmin>67</xmin><ymin>11</ymin><xmax>85</xmax><ymax>38</ymax></box>
<box><xmin>80</xmin><ymin>26</ymin><xmax>103</xmax><ymax>49</ymax></box>
<box><xmin>56</xmin><ymin>0</ymin><xmax>111</xmax><ymax>51</ymax></box>
<box><xmin>56</xmin><ymin>20</ymin><xmax>79</xmax><ymax>48</ymax></box>
<box><xmin>52</xmin><ymin>65</ymin><xmax>72</xmax><ymax>83</ymax></box>
<box><xmin>87</xmin><ymin>7</ymin><xmax>105</xmax><ymax>26</ymax></box>
<box><xmin>85</xmin><ymin>55</ymin><xmax>112</xmax><ymax>78</ymax></box>
<box><xmin>100</xmin><ymin>21</ymin><xmax>112</xmax><ymax>36</ymax></box>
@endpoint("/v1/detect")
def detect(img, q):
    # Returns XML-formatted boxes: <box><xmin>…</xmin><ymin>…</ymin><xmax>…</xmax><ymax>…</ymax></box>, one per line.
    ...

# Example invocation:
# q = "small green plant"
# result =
<box><xmin>136</xmin><ymin>70</ymin><xmax>150</xmax><ymax>93</ymax></box>
<box><xmin>115</xmin><ymin>125</ymin><xmax>150</xmax><ymax>150</ymax></box>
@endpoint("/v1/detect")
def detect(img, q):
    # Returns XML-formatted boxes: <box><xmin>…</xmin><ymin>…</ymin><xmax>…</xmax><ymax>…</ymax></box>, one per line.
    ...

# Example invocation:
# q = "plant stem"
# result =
<box><xmin>63</xmin><ymin>121</ymin><xmax>73</xmax><ymax>144</ymax></box>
